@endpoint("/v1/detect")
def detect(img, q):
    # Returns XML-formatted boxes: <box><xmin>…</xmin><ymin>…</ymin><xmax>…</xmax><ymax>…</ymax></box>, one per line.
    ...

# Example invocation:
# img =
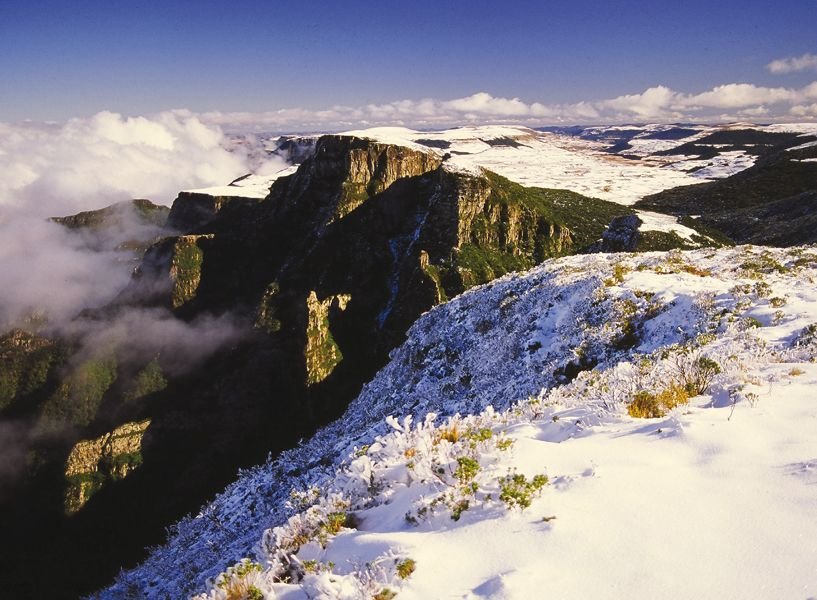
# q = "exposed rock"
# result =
<box><xmin>50</xmin><ymin>199</ymin><xmax>170</xmax><ymax>255</ymax></box>
<box><xmin>590</xmin><ymin>214</ymin><xmax>643</xmax><ymax>252</ymax></box>
<box><xmin>304</xmin><ymin>291</ymin><xmax>351</xmax><ymax>386</ymax></box>
<box><xmin>64</xmin><ymin>419</ymin><xmax>150</xmax><ymax>514</ymax></box>
<box><xmin>128</xmin><ymin>234</ymin><xmax>214</xmax><ymax>309</ymax></box>
<box><xmin>167</xmin><ymin>192</ymin><xmax>262</xmax><ymax>233</ymax></box>
<box><xmin>0</xmin><ymin>136</ymin><xmax>637</xmax><ymax>597</ymax></box>
<box><xmin>273</xmin><ymin>135</ymin><xmax>319</xmax><ymax>164</ymax></box>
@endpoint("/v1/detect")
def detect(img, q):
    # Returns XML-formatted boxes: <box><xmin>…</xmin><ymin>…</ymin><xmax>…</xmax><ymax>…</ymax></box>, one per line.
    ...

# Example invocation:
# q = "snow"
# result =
<box><xmin>341</xmin><ymin>125</ymin><xmax>706</xmax><ymax>206</ymax></box>
<box><xmin>103</xmin><ymin>245</ymin><xmax>817</xmax><ymax>599</ymax></box>
<box><xmin>185</xmin><ymin>165</ymin><xmax>298</xmax><ymax>199</ymax></box>
<box><xmin>787</xmin><ymin>139</ymin><xmax>817</xmax><ymax>151</ymax></box>
<box><xmin>635</xmin><ymin>210</ymin><xmax>700</xmax><ymax>240</ymax></box>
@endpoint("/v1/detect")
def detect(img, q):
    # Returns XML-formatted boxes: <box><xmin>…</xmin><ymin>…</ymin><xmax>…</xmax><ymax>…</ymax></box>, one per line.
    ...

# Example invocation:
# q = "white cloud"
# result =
<box><xmin>600</xmin><ymin>86</ymin><xmax>683</xmax><ymax>119</ymax></box>
<box><xmin>767</xmin><ymin>53</ymin><xmax>817</xmax><ymax>74</ymax></box>
<box><xmin>791</xmin><ymin>103</ymin><xmax>817</xmax><ymax>117</ymax></box>
<box><xmin>684</xmin><ymin>83</ymin><xmax>797</xmax><ymax>108</ymax></box>
<box><xmin>197</xmin><ymin>82</ymin><xmax>817</xmax><ymax>133</ymax></box>
<box><xmin>0</xmin><ymin>110</ymin><xmax>249</xmax><ymax>218</ymax></box>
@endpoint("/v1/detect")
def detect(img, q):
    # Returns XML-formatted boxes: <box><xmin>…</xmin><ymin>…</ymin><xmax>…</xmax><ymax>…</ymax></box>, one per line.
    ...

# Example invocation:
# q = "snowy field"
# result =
<box><xmin>105</xmin><ymin>245</ymin><xmax>817</xmax><ymax>599</ymax></box>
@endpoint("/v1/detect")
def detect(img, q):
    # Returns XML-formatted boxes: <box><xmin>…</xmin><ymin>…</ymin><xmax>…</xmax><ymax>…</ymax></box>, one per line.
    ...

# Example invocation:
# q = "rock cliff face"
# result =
<box><xmin>166</xmin><ymin>192</ymin><xmax>261</xmax><ymax>232</ymax></box>
<box><xmin>304</xmin><ymin>292</ymin><xmax>351</xmax><ymax>386</ymax></box>
<box><xmin>130</xmin><ymin>233</ymin><xmax>214</xmax><ymax>308</ymax></box>
<box><xmin>64</xmin><ymin>419</ymin><xmax>149</xmax><ymax>514</ymax></box>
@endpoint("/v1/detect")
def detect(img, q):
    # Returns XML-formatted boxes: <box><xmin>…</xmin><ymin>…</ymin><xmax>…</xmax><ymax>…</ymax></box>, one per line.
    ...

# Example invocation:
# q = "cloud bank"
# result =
<box><xmin>198</xmin><ymin>81</ymin><xmax>817</xmax><ymax>132</ymax></box>
<box><xmin>767</xmin><ymin>53</ymin><xmax>817</xmax><ymax>75</ymax></box>
<box><xmin>0</xmin><ymin>110</ymin><xmax>250</xmax><ymax>219</ymax></box>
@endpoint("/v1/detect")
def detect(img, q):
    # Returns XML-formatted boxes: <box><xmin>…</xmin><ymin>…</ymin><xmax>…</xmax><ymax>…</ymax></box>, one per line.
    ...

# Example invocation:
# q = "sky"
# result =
<box><xmin>2</xmin><ymin>0</ymin><xmax>817</xmax><ymax>129</ymax></box>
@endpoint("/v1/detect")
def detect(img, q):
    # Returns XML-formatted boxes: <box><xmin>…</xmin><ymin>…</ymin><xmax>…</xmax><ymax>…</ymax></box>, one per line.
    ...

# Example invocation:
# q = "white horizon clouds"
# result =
<box><xmin>196</xmin><ymin>81</ymin><xmax>817</xmax><ymax>132</ymax></box>
<box><xmin>768</xmin><ymin>53</ymin><xmax>817</xmax><ymax>74</ymax></box>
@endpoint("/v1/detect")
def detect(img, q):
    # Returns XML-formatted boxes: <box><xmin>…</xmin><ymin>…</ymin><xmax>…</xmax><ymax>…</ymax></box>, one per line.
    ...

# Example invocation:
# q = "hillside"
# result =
<box><xmin>636</xmin><ymin>135</ymin><xmax>817</xmax><ymax>245</ymax></box>
<box><xmin>2</xmin><ymin>125</ymin><xmax>812</xmax><ymax>598</ymax></box>
<box><xmin>102</xmin><ymin>243</ymin><xmax>817</xmax><ymax>599</ymax></box>
<box><xmin>0</xmin><ymin>133</ymin><xmax>658</xmax><ymax>598</ymax></box>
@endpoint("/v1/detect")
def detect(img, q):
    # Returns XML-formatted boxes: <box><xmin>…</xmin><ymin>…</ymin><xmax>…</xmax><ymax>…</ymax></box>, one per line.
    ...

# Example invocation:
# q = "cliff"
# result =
<box><xmin>64</xmin><ymin>419</ymin><xmax>150</xmax><ymax>514</ymax></box>
<box><xmin>0</xmin><ymin>135</ymin><xmax>635</xmax><ymax>598</ymax></box>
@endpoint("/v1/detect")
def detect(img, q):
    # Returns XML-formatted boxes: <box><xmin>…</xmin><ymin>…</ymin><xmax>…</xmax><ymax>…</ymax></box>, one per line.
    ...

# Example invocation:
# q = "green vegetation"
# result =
<box><xmin>171</xmin><ymin>237</ymin><xmax>205</xmax><ymax>308</ymax></box>
<box><xmin>637</xmin><ymin>142</ymin><xmax>817</xmax><ymax>246</ymax></box>
<box><xmin>454</xmin><ymin>456</ymin><xmax>480</xmax><ymax>484</ymax></box>
<box><xmin>481</xmin><ymin>171</ymin><xmax>633</xmax><ymax>253</ymax></box>
<box><xmin>106</xmin><ymin>451</ymin><xmax>144</xmax><ymax>481</ymax></box>
<box><xmin>40</xmin><ymin>356</ymin><xmax>118</xmax><ymax>427</ymax></box>
<box><xmin>255</xmin><ymin>282</ymin><xmax>282</xmax><ymax>333</ymax></box>
<box><xmin>421</xmin><ymin>261</ymin><xmax>449</xmax><ymax>303</ymax></box>
<box><xmin>215</xmin><ymin>560</ymin><xmax>263</xmax><ymax>600</ymax></box>
<box><xmin>636</xmin><ymin>230</ymin><xmax>698</xmax><ymax>252</ymax></box>
<box><xmin>499</xmin><ymin>471</ymin><xmax>549</xmax><ymax>509</ymax></box>
<box><xmin>0</xmin><ymin>330</ymin><xmax>63</xmax><ymax>412</ymax></box>
<box><xmin>304</xmin><ymin>293</ymin><xmax>344</xmax><ymax>386</ymax></box>
<box><xmin>51</xmin><ymin>199</ymin><xmax>169</xmax><ymax>230</ymax></box>
<box><xmin>455</xmin><ymin>244</ymin><xmax>531</xmax><ymax>285</ymax></box>
<box><xmin>427</xmin><ymin>170</ymin><xmax>637</xmax><ymax>296</ymax></box>
<box><xmin>123</xmin><ymin>358</ymin><xmax>167</xmax><ymax>403</ymax></box>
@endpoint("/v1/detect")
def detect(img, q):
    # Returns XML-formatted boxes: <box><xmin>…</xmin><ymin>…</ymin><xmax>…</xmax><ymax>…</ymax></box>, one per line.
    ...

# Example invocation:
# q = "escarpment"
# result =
<box><xmin>0</xmin><ymin>135</ymin><xmax>634</xmax><ymax>598</ymax></box>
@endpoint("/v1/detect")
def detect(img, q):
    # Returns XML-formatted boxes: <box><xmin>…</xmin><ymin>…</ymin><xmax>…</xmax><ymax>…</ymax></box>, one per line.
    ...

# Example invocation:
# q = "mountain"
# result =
<box><xmin>104</xmin><ymin>243</ymin><xmax>817</xmax><ymax>599</ymax></box>
<box><xmin>0</xmin><ymin>131</ymin><xmax>654</xmax><ymax>598</ymax></box>
<box><xmin>1</xmin><ymin>123</ymin><xmax>811</xmax><ymax>597</ymax></box>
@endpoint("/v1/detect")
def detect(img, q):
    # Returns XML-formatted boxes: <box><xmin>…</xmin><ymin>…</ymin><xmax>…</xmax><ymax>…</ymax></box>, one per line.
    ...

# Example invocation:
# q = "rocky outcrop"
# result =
<box><xmin>590</xmin><ymin>214</ymin><xmax>643</xmax><ymax>252</ymax></box>
<box><xmin>64</xmin><ymin>419</ymin><xmax>150</xmax><ymax>514</ymax></box>
<box><xmin>274</xmin><ymin>136</ymin><xmax>443</xmax><ymax>227</ymax></box>
<box><xmin>127</xmin><ymin>234</ymin><xmax>214</xmax><ymax>309</ymax></box>
<box><xmin>304</xmin><ymin>292</ymin><xmax>351</xmax><ymax>386</ymax></box>
<box><xmin>167</xmin><ymin>192</ymin><xmax>261</xmax><ymax>233</ymax></box>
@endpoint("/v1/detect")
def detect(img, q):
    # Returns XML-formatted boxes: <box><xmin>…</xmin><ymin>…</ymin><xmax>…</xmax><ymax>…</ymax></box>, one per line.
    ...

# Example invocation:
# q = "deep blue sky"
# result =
<box><xmin>1</xmin><ymin>0</ymin><xmax>815</xmax><ymax>121</ymax></box>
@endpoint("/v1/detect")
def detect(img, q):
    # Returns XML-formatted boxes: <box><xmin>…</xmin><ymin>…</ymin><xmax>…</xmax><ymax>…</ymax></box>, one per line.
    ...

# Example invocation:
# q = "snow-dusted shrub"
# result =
<box><xmin>628</xmin><ymin>384</ymin><xmax>689</xmax><ymax>418</ymax></box>
<box><xmin>498</xmin><ymin>470</ymin><xmax>549</xmax><ymax>509</ymax></box>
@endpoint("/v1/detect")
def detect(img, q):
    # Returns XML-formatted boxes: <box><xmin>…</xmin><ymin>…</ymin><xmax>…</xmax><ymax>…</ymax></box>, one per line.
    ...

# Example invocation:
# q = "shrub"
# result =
<box><xmin>396</xmin><ymin>558</ymin><xmax>416</xmax><ymax>580</ymax></box>
<box><xmin>499</xmin><ymin>472</ymin><xmax>548</xmax><ymax>509</ymax></box>
<box><xmin>670</xmin><ymin>353</ymin><xmax>722</xmax><ymax>396</ymax></box>
<box><xmin>454</xmin><ymin>457</ymin><xmax>480</xmax><ymax>484</ymax></box>
<box><xmin>628</xmin><ymin>383</ymin><xmax>690</xmax><ymax>418</ymax></box>
<box><xmin>604</xmin><ymin>263</ymin><xmax>630</xmax><ymax>286</ymax></box>
<box><xmin>216</xmin><ymin>560</ymin><xmax>263</xmax><ymax>600</ymax></box>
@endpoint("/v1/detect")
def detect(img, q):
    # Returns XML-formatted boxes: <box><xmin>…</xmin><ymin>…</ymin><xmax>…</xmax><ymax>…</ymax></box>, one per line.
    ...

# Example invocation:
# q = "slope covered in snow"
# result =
<box><xmin>104</xmin><ymin>244</ymin><xmax>817</xmax><ymax>599</ymax></box>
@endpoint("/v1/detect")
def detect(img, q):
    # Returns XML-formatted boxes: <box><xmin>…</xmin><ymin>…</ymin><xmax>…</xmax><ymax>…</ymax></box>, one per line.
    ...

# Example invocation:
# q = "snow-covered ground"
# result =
<box><xmin>103</xmin><ymin>244</ymin><xmax>817</xmax><ymax>599</ymax></box>
<box><xmin>342</xmin><ymin>125</ymin><xmax>705</xmax><ymax>205</ymax></box>
<box><xmin>186</xmin><ymin>165</ymin><xmax>298</xmax><ymax>199</ymax></box>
